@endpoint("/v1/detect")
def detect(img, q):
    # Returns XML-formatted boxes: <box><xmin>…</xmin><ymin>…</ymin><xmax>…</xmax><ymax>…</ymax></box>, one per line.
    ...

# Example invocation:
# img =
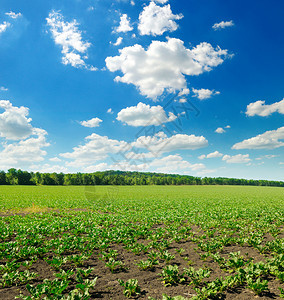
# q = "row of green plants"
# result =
<box><xmin>1</xmin><ymin>187</ymin><xmax>284</xmax><ymax>299</ymax></box>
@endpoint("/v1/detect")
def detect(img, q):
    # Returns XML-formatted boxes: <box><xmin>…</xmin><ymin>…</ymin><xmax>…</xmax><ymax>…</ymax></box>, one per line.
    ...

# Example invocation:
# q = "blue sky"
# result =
<box><xmin>0</xmin><ymin>0</ymin><xmax>283</xmax><ymax>180</ymax></box>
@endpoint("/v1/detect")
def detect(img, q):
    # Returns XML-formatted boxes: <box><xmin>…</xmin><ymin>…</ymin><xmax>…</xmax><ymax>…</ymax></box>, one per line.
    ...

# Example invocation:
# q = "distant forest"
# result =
<box><xmin>0</xmin><ymin>169</ymin><xmax>283</xmax><ymax>187</ymax></box>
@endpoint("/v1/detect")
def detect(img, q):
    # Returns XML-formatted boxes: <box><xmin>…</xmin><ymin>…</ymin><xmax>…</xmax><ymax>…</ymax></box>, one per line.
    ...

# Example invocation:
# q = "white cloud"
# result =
<box><xmin>232</xmin><ymin>127</ymin><xmax>284</xmax><ymax>150</ymax></box>
<box><xmin>61</xmin><ymin>130</ymin><xmax>208</xmax><ymax>169</ymax></box>
<box><xmin>115</xmin><ymin>14</ymin><xmax>133</xmax><ymax>33</ymax></box>
<box><xmin>178</xmin><ymin>88</ymin><xmax>190</xmax><ymax>96</ymax></box>
<box><xmin>246</xmin><ymin>99</ymin><xmax>284</xmax><ymax>117</ymax></box>
<box><xmin>280</xmin><ymin>162</ymin><xmax>284</xmax><ymax>165</ymax></box>
<box><xmin>138</xmin><ymin>2</ymin><xmax>183</xmax><ymax>36</ymax></box>
<box><xmin>125</xmin><ymin>151</ymin><xmax>155</xmax><ymax>161</ymax></box>
<box><xmin>207</xmin><ymin>151</ymin><xmax>223</xmax><ymax>158</ymax></box>
<box><xmin>30</xmin><ymin>164</ymin><xmax>68</xmax><ymax>173</ymax></box>
<box><xmin>190</xmin><ymin>163</ymin><xmax>206</xmax><ymax>171</ymax></box>
<box><xmin>0</xmin><ymin>129</ymin><xmax>50</xmax><ymax>170</ymax></box>
<box><xmin>198</xmin><ymin>151</ymin><xmax>223</xmax><ymax>159</ymax></box>
<box><xmin>222</xmin><ymin>154</ymin><xmax>251</xmax><ymax>164</ymax></box>
<box><xmin>0</xmin><ymin>101</ymin><xmax>50</xmax><ymax>170</ymax></box>
<box><xmin>46</xmin><ymin>11</ymin><xmax>95</xmax><ymax>70</ymax></box>
<box><xmin>212</xmin><ymin>20</ymin><xmax>234</xmax><ymax>30</ymax></box>
<box><xmin>83</xmin><ymin>161</ymin><xmax>145</xmax><ymax>173</ymax></box>
<box><xmin>83</xmin><ymin>163</ymin><xmax>109</xmax><ymax>172</ymax></box>
<box><xmin>117</xmin><ymin>102</ymin><xmax>177</xmax><ymax>126</ymax></box>
<box><xmin>49</xmin><ymin>157</ymin><xmax>62</xmax><ymax>162</ymax></box>
<box><xmin>154</xmin><ymin>0</ymin><xmax>169</xmax><ymax>3</ymax></box>
<box><xmin>130</xmin><ymin>0</ymin><xmax>135</xmax><ymax>6</ymax></box>
<box><xmin>0</xmin><ymin>87</ymin><xmax>8</xmax><ymax>91</ymax></box>
<box><xmin>106</xmin><ymin>38</ymin><xmax>228</xmax><ymax>99</ymax></box>
<box><xmin>192</xmin><ymin>88</ymin><xmax>220</xmax><ymax>100</ymax></box>
<box><xmin>225</xmin><ymin>125</ymin><xmax>231</xmax><ymax>128</ymax></box>
<box><xmin>215</xmin><ymin>127</ymin><xmax>225</xmax><ymax>134</ymax></box>
<box><xmin>112</xmin><ymin>37</ymin><xmax>123</xmax><ymax>46</ymax></box>
<box><xmin>80</xmin><ymin>117</ymin><xmax>102</xmax><ymax>128</ymax></box>
<box><xmin>107</xmin><ymin>108</ymin><xmax>114</xmax><ymax>114</ymax></box>
<box><xmin>111</xmin><ymin>161</ymin><xmax>146</xmax><ymax>172</ymax></box>
<box><xmin>0</xmin><ymin>100</ymin><xmax>34</xmax><ymax>140</ymax></box>
<box><xmin>0</xmin><ymin>21</ymin><xmax>10</xmax><ymax>34</ymax></box>
<box><xmin>148</xmin><ymin>154</ymin><xmax>205</xmax><ymax>173</ymax></box>
<box><xmin>5</xmin><ymin>11</ymin><xmax>22</xmax><ymax>19</ymax></box>
<box><xmin>60</xmin><ymin>133</ymin><xmax>129</xmax><ymax>167</ymax></box>
<box><xmin>133</xmin><ymin>132</ymin><xmax>208</xmax><ymax>154</ymax></box>
<box><xmin>264</xmin><ymin>154</ymin><xmax>278</xmax><ymax>159</ymax></box>
<box><xmin>197</xmin><ymin>168</ymin><xmax>217</xmax><ymax>176</ymax></box>
<box><xmin>255</xmin><ymin>154</ymin><xmax>278</xmax><ymax>161</ymax></box>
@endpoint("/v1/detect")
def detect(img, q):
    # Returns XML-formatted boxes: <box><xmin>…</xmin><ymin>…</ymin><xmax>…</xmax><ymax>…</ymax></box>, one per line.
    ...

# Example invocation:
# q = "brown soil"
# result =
<box><xmin>0</xmin><ymin>213</ymin><xmax>283</xmax><ymax>299</ymax></box>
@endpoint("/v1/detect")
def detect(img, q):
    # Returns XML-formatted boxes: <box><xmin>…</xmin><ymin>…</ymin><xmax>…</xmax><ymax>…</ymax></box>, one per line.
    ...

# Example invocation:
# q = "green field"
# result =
<box><xmin>0</xmin><ymin>185</ymin><xmax>284</xmax><ymax>299</ymax></box>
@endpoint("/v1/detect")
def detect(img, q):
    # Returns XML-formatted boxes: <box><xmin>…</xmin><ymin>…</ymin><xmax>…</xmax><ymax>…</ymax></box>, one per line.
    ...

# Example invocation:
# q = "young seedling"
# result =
<box><xmin>105</xmin><ymin>258</ymin><xmax>126</xmax><ymax>273</ymax></box>
<box><xmin>137</xmin><ymin>258</ymin><xmax>159</xmax><ymax>271</ymax></box>
<box><xmin>184</xmin><ymin>267</ymin><xmax>211</xmax><ymax>286</ymax></box>
<box><xmin>160</xmin><ymin>250</ymin><xmax>175</xmax><ymax>264</ymax></box>
<box><xmin>247</xmin><ymin>277</ymin><xmax>269</xmax><ymax>295</ymax></box>
<box><xmin>118</xmin><ymin>279</ymin><xmax>141</xmax><ymax>298</ymax></box>
<box><xmin>176</xmin><ymin>248</ymin><xmax>185</xmax><ymax>256</ymax></box>
<box><xmin>160</xmin><ymin>265</ymin><xmax>185</xmax><ymax>286</ymax></box>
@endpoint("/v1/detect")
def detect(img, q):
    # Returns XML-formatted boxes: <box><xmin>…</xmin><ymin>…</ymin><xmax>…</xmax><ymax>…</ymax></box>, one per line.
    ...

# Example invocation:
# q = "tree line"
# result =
<box><xmin>0</xmin><ymin>169</ymin><xmax>283</xmax><ymax>187</ymax></box>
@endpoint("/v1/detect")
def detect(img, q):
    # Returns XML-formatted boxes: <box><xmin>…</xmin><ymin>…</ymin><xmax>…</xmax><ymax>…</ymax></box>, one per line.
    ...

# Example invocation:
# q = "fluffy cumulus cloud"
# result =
<box><xmin>138</xmin><ymin>2</ymin><xmax>183</xmax><ymax>36</ymax></box>
<box><xmin>5</xmin><ymin>11</ymin><xmax>22</xmax><ymax>19</ymax></box>
<box><xmin>112</xmin><ymin>37</ymin><xmax>123</xmax><ymax>46</ymax></box>
<box><xmin>222</xmin><ymin>154</ymin><xmax>251</xmax><ymax>164</ymax></box>
<box><xmin>106</xmin><ymin>38</ymin><xmax>228</xmax><ymax>98</ymax></box>
<box><xmin>0</xmin><ymin>87</ymin><xmax>8</xmax><ymax>91</ymax></box>
<box><xmin>178</xmin><ymin>88</ymin><xmax>190</xmax><ymax>96</ymax></box>
<box><xmin>0</xmin><ymin>100</ymin><xmax>50</xmax><ymax>170</ymax></box>
<box><xmin>0</xmin><ymin>100</ymin><xmax>34</xmax><ymax>140</ymax></box>
<box><xmin>60</xmin><ymin>133</ymin><xmax>129</xmax><ymax>167</ymax></box>
<box><xmin>212</xmin><ymin>20</ymin><xmax>234</xmax><ymax>30</ymax></box>
<box><xmin>199</xmin><ymin>151</ymin><xmax>223</xmax><ymax>159</ymax></box>
<box><xmin>0</xmin><ymin>100</ymin><xmax>51</xmax><ymax>170</ymax></box>
<box><xmin>246</xmin><ymin>99</ymin><xmax>284</xmax><ymax>117</ymax></box>
<box><xmin>207</xmin><ymin>151</ymin><xmax>223</xmax><ymax>158</ymax></box>
<box><xmin>149</xmin><ymin>154</ymin><xmax>205</xmax><ymax>173</ymax></box>
<box><xmin>60</xmin><ymin>130</ymin><xmax>208</xmax><ymax>171</ymax></box>
<box><xmin>115</xmin><ymin>14</ymin><xmax>133</xmax><ymax>33</ymax></box>
<box><xmin>46</xmin><ymin>11</ymin><xmax>95</xmax><ymax>70</ymax></box>
<box><xmin>80</xmin><ymin>117</ymin><xmax>102</xmax><ymax>128</ymax></box>
<box><xmin>215</xmin><ymin>127</ymin><xmax>225</xmax><ymax>134</ymax></box>
<box><xmin>0</xmin><ymin>21</ymin><xmax>10</xmax><ymax>34</ymax></box>
<box><xmin>0</xmin><ymin>129</ymin><xmax>50</xmax><ymax>170</ymax></box>
<box><xmin>117</xmin><ymin>102</ymin><xmax>177</xmax><ymax>126</ymax></box>
<box><xmin>192</xmin><ymin>88</ymin><xmax>220</xmax><ymax>100</ymax></box>
<box><xmin>133</xmin><ymin>132</ymin><xmax>208</xmax><ymax>154</ymax></box>
<box><xmin>232</xmin><ymin>127</ymin><xmax>284</xmax><ymax>150</ymax></box>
